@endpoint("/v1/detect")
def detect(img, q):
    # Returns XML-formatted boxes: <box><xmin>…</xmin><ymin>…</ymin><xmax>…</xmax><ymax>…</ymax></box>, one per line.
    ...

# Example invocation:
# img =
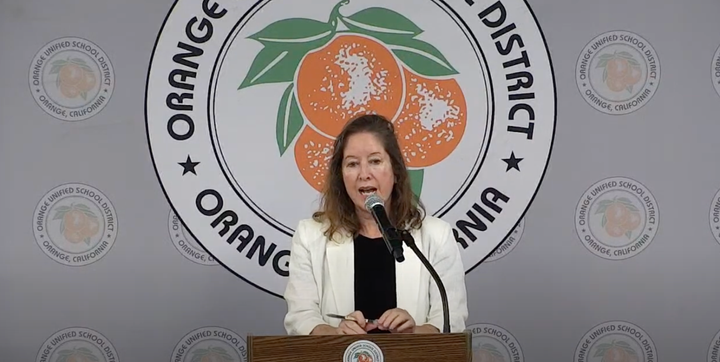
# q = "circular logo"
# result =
<box><xmin>708</xmin><ymin>188</ymin><xmax>720</xmax><ymax>245</ymax></box>
<box><xmin>36</xmin><ymin>327</ymin><xmax>118</xmax><ymax>362</ymax></box>
<box><xmin>576</xmin><ymin>30</ymin><xmax>660</xmax><ymax>115</ymax></box>
<box><xmin>145</xmin><ymin>0</ymin><xmax>556</xmax><ymax>296</ymax></box>
<box><xmin>33</xmin><ymin>183</ymin><xmax>118</xmax><ymax>266</ymax></box>
<box><xmin>171</xmin><ymin>326</ymin><xmax>247</xmax><ymax>362</ymax></box>
<box><xmin>484</xmin><ymin>218</ymin><xmax>524</xmax><ymax>262</ymax></box>
<box><xmin>575</xmin><ymin>177</ymin><xmax>659</xmax><ymax>260</ymax></box>
<box><xmin>708</xmin><ymin>329</ymin><xmax>720</xmax><ymax>362</ymax></box>
<box><xmin>466</xmin><ymin>323</ymin><xmax>524</xmax><ymax>362</ymax></box>
<box><xmin>344</xmin><ymin>340</ymin><xmax>383</xmax><ymax>362</ymax></box>
<box><xmin>575</xmin><ymin>321</ymin><xmax>657</xmax><ymax>362</ymax></box>
<box><xmin>169</xmin><ymin>210</ymin><xmax>218</xmax><ymax>265</ymax></box>
<box><xmin>712</xmin><ymin>44</ymin><xmax>720</xmax><ymax>98</ymax></box>
<box><xmin>29</xmin><ymin>37</ymin><xmax>114</xmax><ymax>121</ymax></box>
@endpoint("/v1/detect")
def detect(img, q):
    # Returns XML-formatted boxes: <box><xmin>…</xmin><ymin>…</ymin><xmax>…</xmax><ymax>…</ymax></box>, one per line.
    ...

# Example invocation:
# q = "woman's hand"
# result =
<box><xmin>336</xmin><ymin>311</ymin><xmax>374</xmax><ymax>334</ymax></box>
<box><xmin>377</xmin><ymin>308</ymin><xmax>416</xmax><ymax>333</ymax></box>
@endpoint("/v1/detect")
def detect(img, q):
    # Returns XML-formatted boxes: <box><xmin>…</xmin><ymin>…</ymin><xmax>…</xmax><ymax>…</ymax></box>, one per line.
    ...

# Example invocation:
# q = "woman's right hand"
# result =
<box><xmin>336</xmin><ymin>311</ymin><xmax>375</xmax><ymax>334</ymax></box>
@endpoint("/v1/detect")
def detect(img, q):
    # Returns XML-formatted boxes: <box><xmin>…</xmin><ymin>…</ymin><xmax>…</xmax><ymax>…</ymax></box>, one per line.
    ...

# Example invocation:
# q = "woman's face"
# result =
<box><xmin>341</xmin><ymin>132</ymin><xmax>396</xmax><ymax>213</ymax></box>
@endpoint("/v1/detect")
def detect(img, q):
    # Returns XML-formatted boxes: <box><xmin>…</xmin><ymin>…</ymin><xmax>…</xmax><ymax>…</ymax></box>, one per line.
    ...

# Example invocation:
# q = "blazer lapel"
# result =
<box><xmin>395</xmin><ymin>228</ymin><xmax>423</xmax><ymax>317</ymax></box>
<box><xmin>325</xmin><ymin>237</ymin><xmax>354</xmax><ymax>315</ymax></box>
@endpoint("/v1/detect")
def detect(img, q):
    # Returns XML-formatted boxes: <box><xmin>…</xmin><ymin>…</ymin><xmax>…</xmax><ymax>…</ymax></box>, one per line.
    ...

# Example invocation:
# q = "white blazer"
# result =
<box><xmin>283</xmin><ymin>215</ymin><xmax>469</xmax><ymax>335</ymax></box>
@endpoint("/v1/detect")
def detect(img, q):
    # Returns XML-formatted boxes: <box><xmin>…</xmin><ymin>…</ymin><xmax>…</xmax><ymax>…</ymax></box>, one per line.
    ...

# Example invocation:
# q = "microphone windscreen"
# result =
<box><xmin>364</xmin><ymin>193</ymin><xmax>384</xmax><ymax>211</ymax></box>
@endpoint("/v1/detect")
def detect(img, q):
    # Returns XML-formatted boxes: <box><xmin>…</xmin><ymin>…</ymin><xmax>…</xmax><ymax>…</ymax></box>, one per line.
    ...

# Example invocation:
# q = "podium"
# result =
<box><xmin>247</xmin><ymin>332</ymin><xmax>472</xmax><ymax>362</ymax></box>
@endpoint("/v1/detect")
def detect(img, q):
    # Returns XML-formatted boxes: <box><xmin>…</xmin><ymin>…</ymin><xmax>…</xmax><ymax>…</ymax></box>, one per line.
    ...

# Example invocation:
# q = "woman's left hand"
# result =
<box><xmin>376</xmin><ymin>308</ymin><xmax>416</xmax><ymax>333</ymax></box>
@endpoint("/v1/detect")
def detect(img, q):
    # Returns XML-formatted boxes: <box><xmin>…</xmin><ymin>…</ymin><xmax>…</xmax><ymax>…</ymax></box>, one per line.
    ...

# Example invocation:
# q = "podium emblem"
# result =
<box><xmin>343</xmin><ymin>340</ymin><xmax>383</xmax><ymax>362</ymax></box>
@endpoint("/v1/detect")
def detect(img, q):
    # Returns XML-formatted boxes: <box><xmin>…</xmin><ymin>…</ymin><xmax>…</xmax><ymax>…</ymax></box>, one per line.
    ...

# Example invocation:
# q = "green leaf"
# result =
<box><xmin>387</xmin><ymin>37</ymin><xmax>458</xmax><ymax>77</ymax></box>
<box><xmin>191</xmin><ymin>353</ymin><xmax>204</xmax><ymax>362</ymax></box>
<box><xmin>408</xmin><ymin>169</ymin><xmax>424</xmax><ymax>200</ymax></box>
<box><xmin>593</xmin><ymin>344</ymin><xmax>609</xmax><ymax>357</ymax></box>
<box><xmin>481</xmin><ymin>343</ymin><xmax>498</xmax><ymax>352</ymax></box>
<box><xmin>238</xmin><ymin>38</ymin><xmax>331</xmax><ymax>89</ymax></box>
<box><xmin>82</xmin><ymin>210</ymin><xmax>98</xmax><ymax>219</ymax></box>
<box><xmin>49</xmin><ymin>64</ymin><xmax>64</xmax><ymax>74</ymax></box>
<box><xmin>601</xmin><ymin>213</ymin><xmax>607</xmax><ymax>228</ymax></box>
<box><xmin>60</xmin><ymin>219</ymin><xmax>65</xmax><ymax>233</ymax></box>
<box><xmin>248</xmin><ymin>18</ymin><xmax>335</xmax><ymax>45</ymax></box>
<box><xmin>57</xmin><ymin>354</ymin><xmax>68</xmax><ymax>362</ymax></box>
<box><xmin>625</xmin><ymin>230</ymin><xmax>632</xmax><ymax>239</ymax></box>
<box><xmin>341</xmin><ymin>7</ymin><xmax>423</xmax><ymax>37</ymax></box>
<box><xmin>596</xmin><ymin>58</ymin><xmax>609</xmax><ymax>68</ymax></box>
<box><xmin>393</xmin><ymin>48</ymin><xmax>458</xmax><ymax>77</ymax></box>
<box><xmin>276</xmin><ymin>83</ymin><xmax>304</xmax><ymax>156</ymax></box>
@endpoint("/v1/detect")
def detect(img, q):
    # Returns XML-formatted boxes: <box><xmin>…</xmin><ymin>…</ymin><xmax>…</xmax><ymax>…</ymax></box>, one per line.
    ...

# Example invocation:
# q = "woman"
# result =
<box><xmin>283</xmin><ymin>114</ymin><xmax>468</xmax><ymax>335</ymax></box>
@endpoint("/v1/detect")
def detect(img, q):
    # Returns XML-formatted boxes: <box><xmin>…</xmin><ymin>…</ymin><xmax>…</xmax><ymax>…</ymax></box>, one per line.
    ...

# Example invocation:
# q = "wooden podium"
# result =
<box><xmin>247</xmin><ymin>332</ymin><xmax>472</xmax><ymax>362</ymax></box>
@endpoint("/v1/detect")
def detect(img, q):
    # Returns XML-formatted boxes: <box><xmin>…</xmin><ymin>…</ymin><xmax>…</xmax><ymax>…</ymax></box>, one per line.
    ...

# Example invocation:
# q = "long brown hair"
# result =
<box><xmin>312</xmin><ymin>114</ymin><xmax>425</xmax><ymax>242</ymax></box>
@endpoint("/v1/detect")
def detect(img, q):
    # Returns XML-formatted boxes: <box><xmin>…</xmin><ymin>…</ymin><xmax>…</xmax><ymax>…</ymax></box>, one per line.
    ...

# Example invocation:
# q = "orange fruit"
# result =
<box><xmin>294</xmin><ymin>125</ymin><xmax>335</xmax><ymax>193</ymax></box>
<box><xmin>606</xmin><ymin>58</ymin><xmax>629</xmax><ymax>79</ymax></box>
<box><xmin>472</xmin><ymin>349</ymin><xmax>495</xmax><ymax>362</ymax></box>
<box><xmin>295</xmin><ymin>34</ymin><xmax>404</xmax><ymax>138</ymax></box>
<box><xmin>603</xmin><ymin>347</ymin><xmax>627</xmax><ymax>362</ymax></box>
<box><xmin>622</xmin><ymin>66</ymin><xmax>641</xmax><ymax>86</ymax></box>
<box><xmin>67</xmin><ymin>353</ymin><xmax>89</xmax><ymax>362</ymax></box>
<box><xmin>394</xmin><ymin>67</ymin><xmax>467</xmax><ymax>168</ymax></box>
<box><xmin>606</xmin><ymin>77</ymin><xmax>626</xmax><ymax>92</ymax></box>
<box><xmin>200</xmin><ymin>352</ymin><xmax>226</xmax><ymax>362</ymax></box>
<box><xmin>605</xmin><ymin>202</ymin><xmax>629</xmax><ymax>225</ymax></box>
<box><xmin>59</xmin><ymin>64</ymin><xmax>84</xmax><ymax>87</ymax></box>
<box><xmin>620</xmin><ymin>211</ymin><xmax>641</xmax><ymax>231</ymax></box>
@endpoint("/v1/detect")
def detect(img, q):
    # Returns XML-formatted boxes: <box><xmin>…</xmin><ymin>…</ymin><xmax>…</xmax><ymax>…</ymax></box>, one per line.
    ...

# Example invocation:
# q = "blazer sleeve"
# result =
<box><xmin>283</xmin><ymin>220</ymin><xmax>328</xmax><ymax>335</ymax></box>
<box><xmin>424</xmin><ymin>222</ymin><xmax>469</xmax><ymax>333</ymax></box>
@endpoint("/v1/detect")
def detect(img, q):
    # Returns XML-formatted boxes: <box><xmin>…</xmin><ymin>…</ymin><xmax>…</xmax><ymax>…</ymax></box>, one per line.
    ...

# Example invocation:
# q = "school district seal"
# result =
<box><xmin>575</xmin><ymin>177</ymin><xmax>658</xmax><ymax>260</ymax></box>
<box><xmin>712</xmin><ymin>44</ymin><xmax>720</xmax><ymax>98</ymax></box>
<box><xmin>576</xmin><ymin>30</ymin><xmax>660</xmax><ymax>115</ymax></box>
<box><xmin>145</xmin><ymin>0</ymin><xmax>556</xmax><ymax>297</ymax></box>
<box><xmin>708</xmin><ymin>329</ymin><xmax>720</xmax><ymax>362</ymax></box>
<box><xmin>575</xmin><ymin>321</ymin><xmax>657</xmax><ymax>362</ymax></box>
<box><xmin>466</xmin><ymin>323</ymin><xmax>524</xmax><ymax>362</ymax></box>
<box><xmin>29</xmin><ymin>36</ymin><xmax>114</xmax><ymax>121</ymax></box>
<box><xmin>33</xmin><ymin>183</ymin><xmax>118</xmax><ymax>266</ymax></box>
<box><xmin>171</xmin><ymin>326</ymin><xmax>247</xmax><ymax>362</ymax></box>
<box><xmin>344</xmin><ymin>340</ymin><xmax>383</xmax><ymax>362</ymax></box>
<box><xmin>168</xmin><ymin>210</ymin><xmax>218</xmax><ymax>265</ymax></box>
<box><xmin>36</xmin><ymin>327</ymin><xmax>119</xmax><ymax>362</ymax></box>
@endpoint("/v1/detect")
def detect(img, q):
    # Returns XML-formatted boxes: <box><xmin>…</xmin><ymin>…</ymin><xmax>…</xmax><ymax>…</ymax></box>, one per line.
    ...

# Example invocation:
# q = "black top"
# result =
<box><xmin>353</xmin><ymin>234</ymin><xmax>397</xmax><ymax>334</ymax></box>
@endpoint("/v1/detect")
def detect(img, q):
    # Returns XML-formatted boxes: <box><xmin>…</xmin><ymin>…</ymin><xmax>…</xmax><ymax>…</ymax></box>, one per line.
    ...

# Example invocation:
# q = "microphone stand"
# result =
<box><xmin>398</xmin><ymin>229</ymin><xmax>451</xmax><ymax>334</ymax></box>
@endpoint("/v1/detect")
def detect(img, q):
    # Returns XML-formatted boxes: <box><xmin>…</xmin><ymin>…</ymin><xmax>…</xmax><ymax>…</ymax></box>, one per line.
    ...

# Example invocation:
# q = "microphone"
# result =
<box><xmin>364</xmin><ymin>194</ymin><xmax>451</xmax><ymax>333</ymax></box>
<box><xmin>364</xmin><ymin>194</ymin><xmax>405</xmax><ymax>262</ymax></box>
